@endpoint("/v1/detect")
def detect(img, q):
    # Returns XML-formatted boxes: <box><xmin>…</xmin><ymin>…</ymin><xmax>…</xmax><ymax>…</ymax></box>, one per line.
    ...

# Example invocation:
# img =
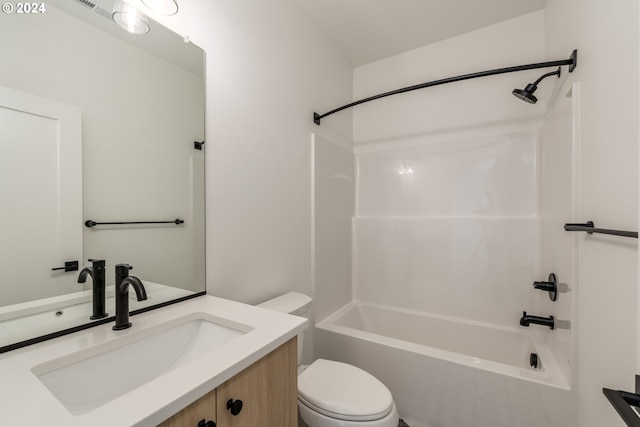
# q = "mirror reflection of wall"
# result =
<box><xmin>0</xmin><ymin>0</ymin><xmax>205</xmax><ymax>349</ymax></box>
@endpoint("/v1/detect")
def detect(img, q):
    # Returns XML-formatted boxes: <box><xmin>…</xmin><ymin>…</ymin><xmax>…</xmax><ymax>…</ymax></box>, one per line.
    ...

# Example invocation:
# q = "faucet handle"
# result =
<box><xmin>87</xmin><ymin>259</ymin><xmax>105</xmax><ymax>268</ymax></box>
<box><xmin>51</xmin><ymin>260</ymin><xmax>79</xmax><ymax>272</ymax></box>
<box><xmin>532</xmin><ymin>273</ymin><xmax>558</xmax><ymax>301</ymax></box>
<box><xmin>115</xmin><ymin>263</ymin><xmax>133</xmax><ymax>282</ymax></box>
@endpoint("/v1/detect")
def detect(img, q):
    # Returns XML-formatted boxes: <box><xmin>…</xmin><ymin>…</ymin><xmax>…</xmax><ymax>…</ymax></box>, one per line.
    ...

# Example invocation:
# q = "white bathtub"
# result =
<box><xmin>315</xmin><ymin>302</ymin><xmax>574</xmax><ymax>427</ymax></box>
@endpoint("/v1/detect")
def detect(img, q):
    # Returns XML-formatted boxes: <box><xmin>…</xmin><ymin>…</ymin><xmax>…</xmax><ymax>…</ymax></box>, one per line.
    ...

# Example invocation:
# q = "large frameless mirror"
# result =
<box><xmin>0</xmin><ymin>0</ymin><xmax>206</xmax><ymax>352</ymax></box>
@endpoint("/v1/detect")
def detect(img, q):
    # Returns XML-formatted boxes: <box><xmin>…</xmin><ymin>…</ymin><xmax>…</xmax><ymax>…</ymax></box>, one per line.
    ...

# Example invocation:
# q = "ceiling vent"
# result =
<box><xmin>70</xmin><ymin>0</ymin><xmax>115</xmax><ymax>22</ymax></box>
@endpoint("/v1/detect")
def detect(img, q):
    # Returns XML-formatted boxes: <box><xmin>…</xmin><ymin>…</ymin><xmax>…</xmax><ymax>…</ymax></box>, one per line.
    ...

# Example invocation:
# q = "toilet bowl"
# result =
<box><xmin>298</xmin><ymin>358</ymin><xmax>399</xmax><ymax>427</ymax></box>
<box><xmin>257</xmin><ymin>293</ymin><xmax>400</xmax><ymax>427</ymax></box>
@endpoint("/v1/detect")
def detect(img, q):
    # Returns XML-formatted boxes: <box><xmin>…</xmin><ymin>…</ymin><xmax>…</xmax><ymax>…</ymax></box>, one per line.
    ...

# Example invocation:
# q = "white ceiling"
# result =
<box><xmin>294</xmin><ymin>0</ymin><xmax>546</xmax><ymax>66</ymax></box>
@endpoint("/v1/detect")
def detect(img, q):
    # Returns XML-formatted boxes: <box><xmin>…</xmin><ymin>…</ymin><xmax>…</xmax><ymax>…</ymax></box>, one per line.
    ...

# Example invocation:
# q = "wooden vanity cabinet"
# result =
<box><xmin>158</xmin><ymin>338</ymin><xmax>297</xmax><ymax>427</ymax></box>
<box><xmin>157</xmin><ymin>389</ymin><xmax>217</xmax><ymax>427</ymax></box>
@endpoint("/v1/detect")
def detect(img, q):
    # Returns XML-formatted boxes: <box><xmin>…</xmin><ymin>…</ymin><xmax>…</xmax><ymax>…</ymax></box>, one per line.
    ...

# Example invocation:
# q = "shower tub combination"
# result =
<box><xmin>314</xmin><ymin>302</ymin><xmax>573</xmax><ymax>427</ymax></box>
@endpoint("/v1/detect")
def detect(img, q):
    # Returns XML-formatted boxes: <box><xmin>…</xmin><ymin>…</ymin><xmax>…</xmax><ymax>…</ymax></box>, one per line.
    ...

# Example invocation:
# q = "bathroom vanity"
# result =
<box><xmin>158</xmin><ymin>338</ymin><xmax>296</xmax><ymax>426</ymax></box>
<box><xmin>0</xmin><ymin>295</ymin><xmax>306</xmax><ymax>426</ymax></box>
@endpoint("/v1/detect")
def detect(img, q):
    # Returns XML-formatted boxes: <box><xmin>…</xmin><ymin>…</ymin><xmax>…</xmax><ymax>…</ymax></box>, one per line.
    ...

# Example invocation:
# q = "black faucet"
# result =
<box><xmin>520</xmin><ymin>311</ymin><xmax>554</xmax><ymax>329</ymax></box>
<box><xmin>77</xmin><ymin>259</ymin><xmax>108</xmax><ymax>320</ymax></box>
<box><xmin>113</xmin><ymin>264</ymin><xmax>147</xmax><ymax>331</ymax></box>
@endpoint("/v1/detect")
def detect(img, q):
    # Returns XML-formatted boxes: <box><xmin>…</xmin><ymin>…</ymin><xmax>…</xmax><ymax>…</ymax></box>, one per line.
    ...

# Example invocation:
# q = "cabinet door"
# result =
<box><xmin>157</xmin><ymin>389</ymin><xmax>216</xmax><ymax>427</ymax></box>
<box><xmin>216</xmin><ymin>338</ymin><xmax>297</xmax><ymax>427</ymax></box>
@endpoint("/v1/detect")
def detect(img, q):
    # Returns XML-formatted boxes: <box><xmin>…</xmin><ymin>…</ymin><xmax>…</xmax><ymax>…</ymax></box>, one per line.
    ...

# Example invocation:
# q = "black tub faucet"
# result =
<box><xmin>113</xmin><ymin>264</ymin><xmax>147</xmax><ymax>331</ymax></box>
<box><xmin>520</xmin><ymin>311</ymin><xmax>555</xmax><ymax>329</ymax></box>
<box><xmin>77</xmin><ymin>259</ymin><xmax>108</xmax><ymax>320</ymax></box>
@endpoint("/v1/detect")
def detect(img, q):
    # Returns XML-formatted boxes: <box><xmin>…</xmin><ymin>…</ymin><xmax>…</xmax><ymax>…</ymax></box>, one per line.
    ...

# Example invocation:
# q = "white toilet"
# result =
<box><xmin>258</xmin><ymin>292</ymin><xmax>400</xmax><ymax>427</ymax></box>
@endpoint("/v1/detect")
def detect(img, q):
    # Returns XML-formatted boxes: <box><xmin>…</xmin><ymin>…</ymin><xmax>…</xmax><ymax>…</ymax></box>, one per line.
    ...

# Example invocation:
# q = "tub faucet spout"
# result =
<box><xmin>519</xmin><ymin>311</ymin><xmax>554</xmax><ymax>330</ymax></box>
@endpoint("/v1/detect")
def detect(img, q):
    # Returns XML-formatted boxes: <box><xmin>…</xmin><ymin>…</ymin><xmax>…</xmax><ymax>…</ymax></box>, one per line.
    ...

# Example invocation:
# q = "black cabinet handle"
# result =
<box><xmin>227</xmin><ymin>399</ymin><xmax>243</xmax><ymax>416</ymax></box>
<box><xmin>197</xmin><ymin>419</ymin><xmax>215</xmax><ymax>427</ymax></box>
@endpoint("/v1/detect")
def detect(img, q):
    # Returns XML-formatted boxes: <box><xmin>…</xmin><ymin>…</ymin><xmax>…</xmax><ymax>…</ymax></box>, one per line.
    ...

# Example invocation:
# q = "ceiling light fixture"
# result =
<box><xmin>141</xmin><ymin>0</ymin><xmax>178</xmax><ymax>15</ymax></box>
<box><xmin>112</xmin><ymin>1</ymin><xmax>150</xmax><ymax>35</ymax></box>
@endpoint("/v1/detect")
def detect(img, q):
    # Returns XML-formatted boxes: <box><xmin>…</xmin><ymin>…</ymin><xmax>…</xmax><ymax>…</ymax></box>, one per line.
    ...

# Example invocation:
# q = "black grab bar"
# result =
<box><xmin>603</xmin><ymin>388</ymin><xmax>640</xmax><ymax>427</ymax></box>
<box><xmin>85</xmin><ymin>219</ymin><xmax>184</xmax><ymax>228</ymax></box>
<box><xmin>564</xmin><ymin>221</ymin><xmax>638</xmax><ymax>239</ymax></box>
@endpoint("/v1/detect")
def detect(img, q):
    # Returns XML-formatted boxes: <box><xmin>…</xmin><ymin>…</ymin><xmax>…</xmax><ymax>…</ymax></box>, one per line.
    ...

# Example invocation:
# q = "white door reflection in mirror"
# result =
<box><xmin>0</xmin><ymin>85</ymin><xmax>82</xmax><ymax>306</ymax></box>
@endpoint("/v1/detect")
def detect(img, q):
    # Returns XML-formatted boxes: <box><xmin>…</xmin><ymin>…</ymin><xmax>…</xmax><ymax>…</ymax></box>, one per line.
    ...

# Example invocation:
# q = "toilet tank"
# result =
<box><xmin>257</xmin><ymin>292</ymin><xmax>312</xmax><ymax>365</ymax></box>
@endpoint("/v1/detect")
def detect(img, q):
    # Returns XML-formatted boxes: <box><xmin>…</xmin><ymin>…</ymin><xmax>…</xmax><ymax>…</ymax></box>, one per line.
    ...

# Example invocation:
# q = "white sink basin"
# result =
<box><xmin>32</xmin><ymin>313</ymin><xmax>251</xmax><ymax>415</ymax></box>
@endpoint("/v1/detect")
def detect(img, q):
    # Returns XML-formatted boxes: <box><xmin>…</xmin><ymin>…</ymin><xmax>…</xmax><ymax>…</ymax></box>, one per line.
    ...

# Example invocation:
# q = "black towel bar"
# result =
<box><xmin>85</xmin><ymin>219</ymin><xmax>184</xmax><ymax>228</ymax></box>
<box><xmin>564</xmin><ymin>221</ymin><xmax>638</xmax><ymax>239</ymax></box>
<box><xmin>603</xmin><ymin>388</ymin><xmax>640</xmax><ymax>427</ymax></box>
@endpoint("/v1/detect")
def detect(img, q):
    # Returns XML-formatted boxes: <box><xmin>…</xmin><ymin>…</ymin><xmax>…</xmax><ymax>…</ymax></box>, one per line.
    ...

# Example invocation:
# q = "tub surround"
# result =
<box><xmin>314</xmin><ymin>121</ymin><xmax>569</xmax><ymax>425</ymax></box>
<box><xmin>0</xmin><ymin>295</ymin><xmax>307</xmax><ymax>426</ymax></box>
<box><xmin>353</xmin><ymin>130</ymin><xmax>541</xmax><ymax>329</ymax></box>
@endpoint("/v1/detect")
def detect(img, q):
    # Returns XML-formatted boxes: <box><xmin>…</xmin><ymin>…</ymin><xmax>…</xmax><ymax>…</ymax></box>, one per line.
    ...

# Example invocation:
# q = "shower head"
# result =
<box><xmin>512</xmin><ymin>67</ymin><xmax>562</xmax><ymax>104</ymax></box>
<box><xmin>512</xmin><ymin>84</ymin><xmax>539</xmax><ymax>104</ymax></box>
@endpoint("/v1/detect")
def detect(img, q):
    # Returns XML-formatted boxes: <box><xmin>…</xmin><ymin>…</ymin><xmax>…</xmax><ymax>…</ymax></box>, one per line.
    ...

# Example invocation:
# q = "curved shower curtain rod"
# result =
<box><xmin>313</xmin><ymin>49</ymin><xmax>577</xmax><ymax>125</ymax></box>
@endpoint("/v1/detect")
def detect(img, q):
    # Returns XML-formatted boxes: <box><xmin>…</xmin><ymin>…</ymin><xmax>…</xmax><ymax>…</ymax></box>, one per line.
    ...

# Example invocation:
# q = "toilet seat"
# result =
<box><xmin>297</xmin><ymin>359</ymin><xmax>394</xmax><ymax>422</ymax></box>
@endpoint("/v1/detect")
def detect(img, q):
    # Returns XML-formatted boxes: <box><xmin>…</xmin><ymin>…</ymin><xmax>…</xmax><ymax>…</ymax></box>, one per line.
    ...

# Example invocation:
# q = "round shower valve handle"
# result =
<box><xmin>227</xmin><ymin>398</ymin><xmax>243</xmax><ymax>416</ymax></box>
<box><xmin>532</xmin><ymin>273</ymin><xmax>558</xmax><ymax>301</ymax></box>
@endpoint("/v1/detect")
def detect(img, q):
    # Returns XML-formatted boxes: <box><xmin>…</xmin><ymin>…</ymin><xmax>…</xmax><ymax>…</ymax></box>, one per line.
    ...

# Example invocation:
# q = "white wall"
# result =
<box><xmin>148</xmin><ymin>1</ymin><xmax>353</xmax><ymax>307</ymax></box>
<box><xmin>0</xmin><ymin>5</ymin><xmax>204</xmax><ymax>293</ymax></box>
<box><xmin>353</xmin><ymin>11</ymin><xmax>546</xmax><ymax>145</ymax></box>
<box><xmin>544</xmin><ymin>1</ymin><xmax>639</xmax><ymax>426</ymax></box>
<box><xmin>312</xmin><ymin>134</ymin><xmax>354</xmax><ymax>322</ymax></box>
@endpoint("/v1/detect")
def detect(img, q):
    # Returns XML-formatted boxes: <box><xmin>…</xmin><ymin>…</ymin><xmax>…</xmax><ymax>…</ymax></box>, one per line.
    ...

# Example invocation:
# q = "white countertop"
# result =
<box><xmin>0</xmin><ymin>294</ymin><xmax>307</xmax><ymax>426</ymax></box>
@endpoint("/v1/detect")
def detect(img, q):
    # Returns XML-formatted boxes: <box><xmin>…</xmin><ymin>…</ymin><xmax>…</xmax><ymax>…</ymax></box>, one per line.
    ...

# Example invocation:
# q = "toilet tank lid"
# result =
<box><xmin>257</xmin><ymin>292</ymin><xmax>312</xmax><ymax>315</ymax></box>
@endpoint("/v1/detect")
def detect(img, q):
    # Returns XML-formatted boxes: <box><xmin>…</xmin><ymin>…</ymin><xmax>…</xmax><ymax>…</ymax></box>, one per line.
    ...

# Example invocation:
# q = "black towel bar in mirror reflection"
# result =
<box><xmin>564</xmin><ymin>221</ymin><xmax>638</xmax><ymax>239</ymax></box>
<box><xmin>84</xmin><ymin>219</ymin><xmax>185</xmax><ymax>228</ymax></box>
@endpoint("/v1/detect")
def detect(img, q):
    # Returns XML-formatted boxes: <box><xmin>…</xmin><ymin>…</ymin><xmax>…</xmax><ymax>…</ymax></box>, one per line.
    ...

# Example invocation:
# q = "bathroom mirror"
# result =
<box><xmin>0</xmin><ymin>0</ymin><xmax>205</xmax><ymax>351</ymax></box>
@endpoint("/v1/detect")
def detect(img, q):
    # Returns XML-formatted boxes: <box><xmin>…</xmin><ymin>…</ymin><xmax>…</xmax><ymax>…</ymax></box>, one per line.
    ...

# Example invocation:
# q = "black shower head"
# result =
<box><xmin>512</xmin><ymin>84</ymin><xmax>539</xmax><ymax>104</ymax></box>
<box><xmin>512</xmin><ymin>67</ymin><xmax>562</xmax><ymax>104</ymax></box>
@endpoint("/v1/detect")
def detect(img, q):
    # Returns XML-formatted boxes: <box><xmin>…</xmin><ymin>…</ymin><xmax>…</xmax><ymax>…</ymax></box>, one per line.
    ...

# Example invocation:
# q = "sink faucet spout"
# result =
<box><xmin>77</xmin><ymin>259</ymin><xmax>108</xmax><ymax>320</ymax></box>
<box><xmin>113</xmin><ymin>264</ymin><xmax>147</xmax><ymax>331</ymax></box>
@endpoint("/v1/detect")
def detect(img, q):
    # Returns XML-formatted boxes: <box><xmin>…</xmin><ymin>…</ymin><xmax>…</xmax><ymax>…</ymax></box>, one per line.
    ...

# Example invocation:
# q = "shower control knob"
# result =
<box><xmin>227</xmin><ymin>398</ymin><xmax>243</xmax><ymax>416</ymax></box>
<box><xmin>532</xmin><ymin>273</ymin><xmax>558</xmax><ymax>301</ymax></box>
